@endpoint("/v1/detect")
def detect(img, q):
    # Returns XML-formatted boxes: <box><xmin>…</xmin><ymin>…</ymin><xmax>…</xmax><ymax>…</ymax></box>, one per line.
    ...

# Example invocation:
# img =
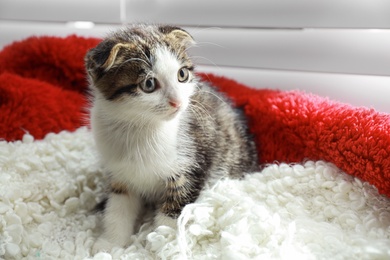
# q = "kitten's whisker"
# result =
<box><xmin>111</xmin><ymin>57</ymin><xmax>150</xmax><ymax>77</ymax></box>
<box><xmin>191</xmin><ymin>56</ymin><xmax>221</xmax><ymax>70</ymax></box>
<box><xmin>199</xmin><ymin>89</ymin><xmax>229</xmax><ymax>106</ymax></box>
<box><xmin>146</xmin><ymin>132</ymin><xmax>160</xmax><ymax>158</ymax></box>
<box><xmin>123</xmin><ymin>57</ymin><xmax>150</xmax><ymax>67</ymax></box>
<box><xmin>193</xmin><ymin>41</ymin><xmax>228</xmax><ymax>50</ymax></box>
<box><xmin>190</xmin><ymin>99</ymin><xmax>213</xmax><ymax>120</ymax></box>
<box><xmin>188</xmin><ymin>105</ymin><xmax>209</xmax><ymax>126</ymax></box>
<box><xmin>135</xmin><ymin>45</ymin><xmax>152</xmax><ymax>65</ymax></box>
<box><xmin>114</xmin><ymin>58</ymin><xmax>150</xmax><ymax>75</ymax></box>
<box><xmin>187</xmin><ymin>105</ymin><xmax>203</xmax><ymax>122</ymax></box>
<box><xmin>145</xmin><ymin>71</ymin><xmax>154</xmax><ymax>79</ymax></box>
<box><xmin>188</xmin><ymin>26</ymin><xmax>222</xmax><ymax>35</ymax></box>
<box><xmin>188</xmin><ymin>100</ymin><xmax>217</xmax><ymax>134</ymax></box>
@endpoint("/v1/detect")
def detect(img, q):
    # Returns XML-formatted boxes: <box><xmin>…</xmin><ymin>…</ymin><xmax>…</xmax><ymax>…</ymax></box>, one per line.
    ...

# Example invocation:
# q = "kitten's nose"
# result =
<box><xmin>169</xmin><ymin>100</ymin><xmax>181</xmax><ymax>108</ymax></box>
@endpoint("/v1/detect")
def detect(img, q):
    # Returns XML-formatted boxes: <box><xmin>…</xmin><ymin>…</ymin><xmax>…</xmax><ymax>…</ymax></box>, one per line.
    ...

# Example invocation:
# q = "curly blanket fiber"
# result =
<box><xmin>0</xmin><ymin>36</ymin><xmax>389</xmax><ymax>259</ymax></box>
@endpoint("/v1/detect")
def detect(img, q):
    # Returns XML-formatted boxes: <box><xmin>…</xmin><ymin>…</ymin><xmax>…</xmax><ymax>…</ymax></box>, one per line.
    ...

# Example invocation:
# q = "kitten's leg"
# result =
<box><xmin>154</xmin><ymin>212</ymin><xmax>178</xmax><ymax>230</ymax></box>
<box><xmin>92</xmin><ymin>186</ymin><xmax>141</xmax><ymax>254</ymax></box>
<box><xmin>154</xmin><ymin>174</ymin><xmax>200</xmax><ymax>229</ymax></box>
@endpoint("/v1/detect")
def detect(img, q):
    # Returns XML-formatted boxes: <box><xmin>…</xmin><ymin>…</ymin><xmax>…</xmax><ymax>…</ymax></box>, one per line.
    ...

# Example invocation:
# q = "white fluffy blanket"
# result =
<box><xmin>1</xmin><ymin>127</ymin><xmax>389</xmax><ymax>259</ymax></box>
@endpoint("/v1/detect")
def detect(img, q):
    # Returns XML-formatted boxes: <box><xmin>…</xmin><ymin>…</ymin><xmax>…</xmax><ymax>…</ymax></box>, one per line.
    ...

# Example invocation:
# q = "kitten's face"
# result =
<box><xmin>86</xmin><ymin>25</ymin><xmax>196</xmax><ymax>122</ymax></box>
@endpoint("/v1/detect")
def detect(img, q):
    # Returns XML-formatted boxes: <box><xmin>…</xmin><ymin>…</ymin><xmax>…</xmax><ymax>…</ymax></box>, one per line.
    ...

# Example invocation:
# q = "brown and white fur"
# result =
<box><xmin>85</xmin><ymin>24</ymin><xmax>258</xmax><ymax>253</ymax></box>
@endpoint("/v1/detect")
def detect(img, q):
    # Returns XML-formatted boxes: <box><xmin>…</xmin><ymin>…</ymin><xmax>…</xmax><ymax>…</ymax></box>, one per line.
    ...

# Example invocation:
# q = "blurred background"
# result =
<box><xmin>1</xmin><ymin>0</ymin><xmax>389</xmax><ymax>112</ymax></box>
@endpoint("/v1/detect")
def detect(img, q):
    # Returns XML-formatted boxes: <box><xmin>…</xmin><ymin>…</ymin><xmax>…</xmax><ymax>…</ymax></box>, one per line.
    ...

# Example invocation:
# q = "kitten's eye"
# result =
<box><xmin>177</xmin><ymin>67</ymin><xmax>190</xmax><ymax>83</ymax></box>
<box><xmin>141</xmin><ymin>77</ymin><xmax>156</xmax><ymax>93</ymax></box>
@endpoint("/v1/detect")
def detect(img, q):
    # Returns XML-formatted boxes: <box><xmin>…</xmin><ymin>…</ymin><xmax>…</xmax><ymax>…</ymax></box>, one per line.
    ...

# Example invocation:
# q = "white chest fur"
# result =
<box><xmin>92</xmin><ymin>106</ymin><xmax>185</xmax><ymax>198</ymax></box>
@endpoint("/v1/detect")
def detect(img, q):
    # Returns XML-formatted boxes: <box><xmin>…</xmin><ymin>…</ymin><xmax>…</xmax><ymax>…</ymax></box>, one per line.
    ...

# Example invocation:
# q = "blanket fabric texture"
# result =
<box><xmin>0</xmin><ymin>36</ymin><xmax>389</xmax><ymax>259</ymax></box>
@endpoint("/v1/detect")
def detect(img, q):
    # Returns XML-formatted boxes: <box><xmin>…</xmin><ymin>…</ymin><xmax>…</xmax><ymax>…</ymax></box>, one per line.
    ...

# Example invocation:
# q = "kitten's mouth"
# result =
<box><xmin>170</xmin><ymin>107</ymin><xmax>180</xmax><ymax>115</ymax></box>
<box><xmin>165</xmin><ymin>106</ymin><xmax>181</xmax><ymax>120</ymax></box>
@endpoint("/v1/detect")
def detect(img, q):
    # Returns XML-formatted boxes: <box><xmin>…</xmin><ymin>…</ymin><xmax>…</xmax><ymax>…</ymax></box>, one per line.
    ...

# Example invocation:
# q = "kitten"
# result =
<box><xmin>85</xmin><ymin>24</ymin><xmax>258</xmax><ymax>253</ymax></box>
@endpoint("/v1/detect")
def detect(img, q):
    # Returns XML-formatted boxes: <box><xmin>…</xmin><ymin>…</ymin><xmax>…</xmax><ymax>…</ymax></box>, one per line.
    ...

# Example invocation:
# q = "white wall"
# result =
<box><xmin>1</xmin><ymin>0</ymin><xmax>389</xmax><ymax>112</ymax></box>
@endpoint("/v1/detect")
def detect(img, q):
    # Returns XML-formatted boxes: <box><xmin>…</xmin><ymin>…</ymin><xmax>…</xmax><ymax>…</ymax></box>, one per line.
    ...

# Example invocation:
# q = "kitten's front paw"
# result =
<box><xmin>91</xmin><ymin>237</ymin><xmax>117</xmax><ymax>255</ymax></box>
<box><xmin>154</xmin><ymin>213</ymin><xmax>177</xmax><ymax>230</ymax></box>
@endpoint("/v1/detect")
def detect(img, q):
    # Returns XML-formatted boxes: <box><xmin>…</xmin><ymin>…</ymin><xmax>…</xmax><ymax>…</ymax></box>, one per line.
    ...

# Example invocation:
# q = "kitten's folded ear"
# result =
<box><xmin>85</xmin><ymin>40</ymin><xmax>131</xmax><ymax>80</ymax></box>
<box><xmin>158</xmin><ymin>25</ymin><xmax>195</xmax><ymax>48</ymax></box>
<box><xmin>85</xmin><ymin>40</ymin><xmax>115</xmax><ymax>80</ymax></box>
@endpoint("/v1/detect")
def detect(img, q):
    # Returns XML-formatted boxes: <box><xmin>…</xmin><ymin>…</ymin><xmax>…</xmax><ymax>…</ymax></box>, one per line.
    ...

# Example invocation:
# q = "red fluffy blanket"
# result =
<box><xmin>0</xmin><ymin>36</ymin><xmax>389</xmax><ymax>197</ymax></box>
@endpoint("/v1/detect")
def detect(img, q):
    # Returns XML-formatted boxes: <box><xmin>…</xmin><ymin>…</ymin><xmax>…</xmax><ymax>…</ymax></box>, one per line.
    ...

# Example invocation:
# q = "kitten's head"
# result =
<box><xmin>86</xmin><ymin>24</ymin><xmax>196</xmax><ymax>123</ymax></box>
